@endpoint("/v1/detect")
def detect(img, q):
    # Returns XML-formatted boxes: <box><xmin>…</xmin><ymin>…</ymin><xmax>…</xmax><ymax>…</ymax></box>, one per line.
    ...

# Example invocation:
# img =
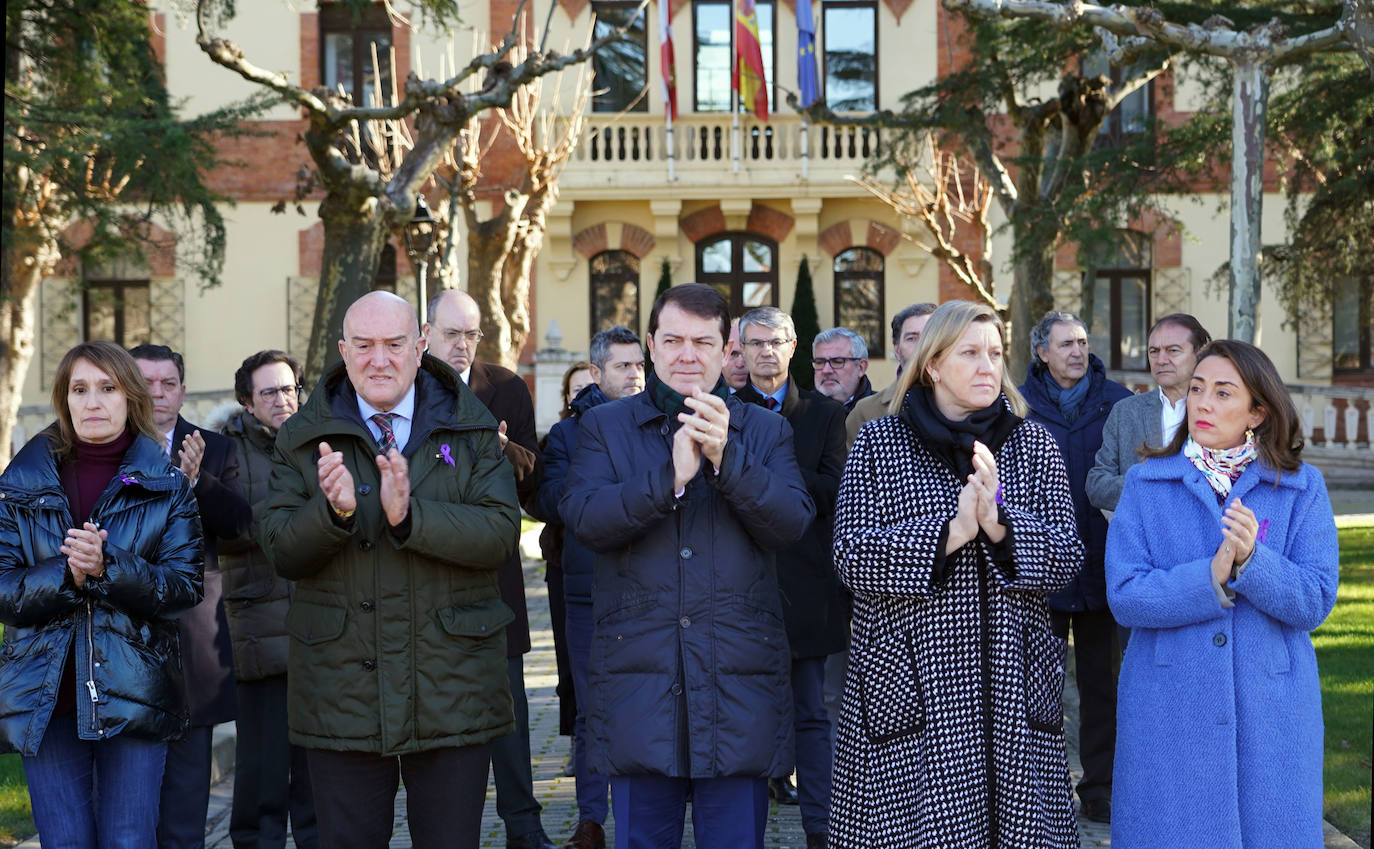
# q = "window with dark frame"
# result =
<box><xmin>1081</xmin><ymin>52</ymin><xmax>1152</xmax><ymax>148</ymax></box>
<box><xmin>833</xmin><ymin>247</ymin><xmax>885</xmax><ymax>358</ymax></box>
<box><xmin>593</xmin><ymin>1</ymin><xmax>649</xmax><ymax>113</ymax></box>
<box><xmin>1333</xmin><ymin>276</ymin><xmax>1374</xmax><ymax>375</ymax></box>
<box><xmin>695</xmin><ymin>233</ymin><xmax>778</xmax><ymax>316</ymax></box>
<box><xmin>822</xmin><ymin>0</ymin><xmax>877</xmax><ymax>112</ymax></box>
<box><xmin>1083</xmin><ymin>231</ymin><xmax>1151</xmax><ymax>371</ymax></box>
<box><xmin>693</xmin><ymin>0</ymin><xmax>776</xmax><ymax>113</ymax></box>
<box><xmin>83</xmin><ymin>280</ymin><xmax>151</xmax><ymax>347</ymax></box>
<box><xmin>319</xmin><ymin>4</ymin><xmax>393</xmax><ymax>107</ymax></box>
<box><xmin>590</xmin><ymin>250</ymin><xmax>642</xmax><ymax>339</ymax></box>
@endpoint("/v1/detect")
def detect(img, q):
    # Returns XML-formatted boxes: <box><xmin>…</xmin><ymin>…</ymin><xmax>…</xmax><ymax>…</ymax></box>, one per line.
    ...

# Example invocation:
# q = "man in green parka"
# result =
<box><xmin>261</xmin><ymin>291</ymin><xmax>521</xmax><ymax>849</ymax></box>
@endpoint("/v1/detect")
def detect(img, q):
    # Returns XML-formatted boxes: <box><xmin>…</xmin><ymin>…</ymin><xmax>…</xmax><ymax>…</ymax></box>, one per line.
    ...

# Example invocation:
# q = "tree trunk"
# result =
<box><xmin>468</xmin><ymin>192</ymin><xmax>528</xmax><ymax>371</ymax></box>
<box><xmin>303</xmin><ymin>194</ymin><xmax>391</xmax><ymax>389</ymax></box>
<box><xmin>1228</xmin><ymin>59</ymin><xmax>1270</xmax><ymax>344</ymax></box>
<box><xmin>499</xmin><ymin>184</ymin><xmax>557</xmax><ymax>362</ymax></box>
<box><xmin>1008</xmin><ymin>224</ymin><xmax>1057</xmax><ymax>382</ymax></box>
<box><xmin>0</xmin><ymin>240</ymin><xmax>54</xmax><ymax>467</ymax></box>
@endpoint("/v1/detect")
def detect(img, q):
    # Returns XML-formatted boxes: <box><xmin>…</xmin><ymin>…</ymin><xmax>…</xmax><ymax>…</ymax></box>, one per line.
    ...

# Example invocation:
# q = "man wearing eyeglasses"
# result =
<box><xmin>423</xmin><ymin>289</ymin><xmax>554</xmax><ymax>849</ymax></box>
<box><xmin>811</xmin><ymin>327</ymin><xmax>874</xmax><ymax>412</ymax></box>
<box><xmin>217</xmin><ymin>350</ymin><xmax>319</xmax><ymax>849</ymax></box>
<box><xmin>735</xmin><ymin>307</ymin><xmax>848</xmax><ymax>849</ymax></box>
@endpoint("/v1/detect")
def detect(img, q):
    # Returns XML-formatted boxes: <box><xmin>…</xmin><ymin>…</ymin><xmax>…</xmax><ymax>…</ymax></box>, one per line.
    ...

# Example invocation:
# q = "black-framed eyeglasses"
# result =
<box><xmin>812</xmin><ymin>357</ymin><xmax>860</xmax><ymax>370</ymax></box>
<box><xmin>258</xmin><ymin>384</ymin><xmax>302</xmax><ymax>401</ymax></box>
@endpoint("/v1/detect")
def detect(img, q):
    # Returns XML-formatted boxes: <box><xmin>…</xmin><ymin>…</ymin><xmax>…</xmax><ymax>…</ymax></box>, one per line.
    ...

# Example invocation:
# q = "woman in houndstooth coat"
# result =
<box><xmin>831</xmin><ymin>301</ymin><xmax>1085</xmax><ymax>849</ymax></box>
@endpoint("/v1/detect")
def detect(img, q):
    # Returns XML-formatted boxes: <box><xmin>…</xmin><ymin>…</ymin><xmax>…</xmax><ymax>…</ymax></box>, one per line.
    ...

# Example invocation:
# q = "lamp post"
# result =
<box><xmin>403</xmin><ymin>195</ymin><xmax>438</xmax><ymax>314</ymax></box>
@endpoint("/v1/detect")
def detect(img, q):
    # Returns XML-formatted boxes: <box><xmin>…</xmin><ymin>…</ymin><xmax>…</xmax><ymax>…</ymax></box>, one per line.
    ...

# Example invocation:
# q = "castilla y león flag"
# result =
<box><xmin>733</xmin><ymin>0</ymin><xmax>768</xmax><ymax>120</ymax></box>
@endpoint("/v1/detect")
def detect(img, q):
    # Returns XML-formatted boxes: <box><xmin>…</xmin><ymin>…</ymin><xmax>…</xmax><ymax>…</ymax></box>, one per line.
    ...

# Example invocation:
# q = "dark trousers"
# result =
<box><xmin>492</xmin><ymin>655</ymin><xmax>544</xmax><ymax>836</ymax></box>
<box><xmin>566</xmin><ymin>597</ymin><xmax>610</xmax><ymax>823</ymax></box>
<box><xmin>791</xmin><ymin>656</ymin><xmax>833</xmax><ymax>836</ymax></box>
<box><xmin>546</xmin><ymin>565</ymin><xmax>577</xmax><ymax>736</ymax></box>
<box><xmin>1052</xmin><ymin>608</ymin><xmax>1121</xmax><ymax>804</ymax></box>
<box><xmin>230</xmin><ymin>676</ymin><xmax>318</xmax><ymax>849</ymax></box>
<box><xmin>157</xmin><ymin>724</ymin><xmax>212</xmax><ymax>849</ymax></box>
<box><xmin>610</xmin><ymin>775</ymin><xmax>768</xmax><ymax>849</ymax></box>
<box><xmin>307</xmin><ymin>743</ymin><xmax>492</xmax><ymax>849</ymax></box>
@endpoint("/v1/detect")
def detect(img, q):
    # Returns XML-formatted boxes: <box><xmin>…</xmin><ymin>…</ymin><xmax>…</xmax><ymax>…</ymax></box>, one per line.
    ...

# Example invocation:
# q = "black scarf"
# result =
<box><xmin>647</xmin><ymin>371</ymin><xmax>731</xmax><ymax>426</ymax></box>
<box><xmin>899</xmin><ymin>384</ymin><xmax>1022</xmax><ymax>479</ymax></box>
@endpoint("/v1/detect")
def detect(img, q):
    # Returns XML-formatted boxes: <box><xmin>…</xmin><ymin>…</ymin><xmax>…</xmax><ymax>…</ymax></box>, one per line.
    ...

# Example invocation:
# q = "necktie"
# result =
<box><xmin>371</xmin><ymin>413</ymin><xmax>399</xmax><ymax>455</ymax></box>
<box><xmin>764</xmin><ymin>397</ymin><xmax>779</xmax><ymax>411</ymax></box>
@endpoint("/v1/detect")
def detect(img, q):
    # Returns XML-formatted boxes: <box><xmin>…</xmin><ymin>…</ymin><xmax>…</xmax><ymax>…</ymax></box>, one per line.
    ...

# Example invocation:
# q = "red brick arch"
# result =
<box><xmin>679</xmin><ymin>203</ymin><xmax>795</xmax><ymax>245</ymax></box>
<box><xmin>571</xmin><ymin>222</ymin><xmax>657</xmax><ymax>260</ymax></box>
<box><xmin>819</xmin><ymin>219</ymin><xmax>902</xmax><ymax>258</ymax></box>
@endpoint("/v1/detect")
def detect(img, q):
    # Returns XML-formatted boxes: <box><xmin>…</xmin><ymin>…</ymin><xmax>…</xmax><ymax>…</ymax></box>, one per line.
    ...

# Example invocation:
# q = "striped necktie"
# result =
<box><xmin>371</xmin><ymin>413</ymin><xmax>399</xmax><ymax>455</ymax></box>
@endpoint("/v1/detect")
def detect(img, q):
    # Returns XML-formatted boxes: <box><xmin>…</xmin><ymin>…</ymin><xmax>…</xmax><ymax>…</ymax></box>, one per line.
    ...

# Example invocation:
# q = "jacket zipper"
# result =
<box><xmin>85</xmin><ymin>597</ymin><xmax>101</xmax><ymax>735</ymax></box>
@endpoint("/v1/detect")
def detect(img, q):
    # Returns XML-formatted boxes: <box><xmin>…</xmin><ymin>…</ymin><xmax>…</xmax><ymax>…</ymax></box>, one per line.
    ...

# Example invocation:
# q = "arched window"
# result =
<box><xmin>695</xmin><ymin>233</ymin><xmax>778</xmax><ymax>316</ymax></box>
<box><xmin>833</xmin><ymin>247</ymin><xmax>885</xmax><ymax>358</ymax></box>
<box><xmin>590</xmin><ymin>250</ymin><xmax>642</xmax><ymax>338</ymax></box>
<box><xmin>1083</xmin><ymin>231</ymin><xmax>1151</xmax><ymax>370</ymax></box>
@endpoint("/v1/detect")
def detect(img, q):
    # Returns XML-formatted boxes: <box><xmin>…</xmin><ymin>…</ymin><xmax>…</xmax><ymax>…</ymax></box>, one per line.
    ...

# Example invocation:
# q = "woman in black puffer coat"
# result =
<box><xmin>0</xmin><ymin>341</ymin><xmax>204</xmax><ymax>849</ymax></box>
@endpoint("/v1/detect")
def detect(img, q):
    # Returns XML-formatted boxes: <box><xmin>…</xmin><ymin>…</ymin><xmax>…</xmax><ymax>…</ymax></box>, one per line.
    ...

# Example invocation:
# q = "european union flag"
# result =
<box><xmin>796</xmin><ymin>0</ymin><xmax>819</xmax><ymax>107</ymax></box>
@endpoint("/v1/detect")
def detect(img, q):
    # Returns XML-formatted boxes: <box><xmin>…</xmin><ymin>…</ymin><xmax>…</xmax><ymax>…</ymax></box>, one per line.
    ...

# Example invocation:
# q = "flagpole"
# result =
<box><xmin>731</xmin><ymin>0</ymin><xmax>741</xmax><ymax>173</ymax></box>
<box><xmin>660</xmin><ymin>0</ymin><xmax>677</xmax><ymax>182</ymax></box>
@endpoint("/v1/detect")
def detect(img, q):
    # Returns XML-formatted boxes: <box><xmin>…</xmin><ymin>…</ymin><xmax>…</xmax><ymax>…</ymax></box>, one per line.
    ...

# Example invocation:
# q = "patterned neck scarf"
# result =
<box><xmin>1183</xmin><ymin>434</ymin><xmax>1257</xmax><ymax>497</ymax></box>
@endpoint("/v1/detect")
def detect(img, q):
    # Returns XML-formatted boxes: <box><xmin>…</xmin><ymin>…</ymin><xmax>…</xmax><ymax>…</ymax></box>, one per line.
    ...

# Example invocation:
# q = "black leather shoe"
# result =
<box><xmin>1080</xmin><ymin>798</ymin><xmax>1111</xmax><ymax>823</ymax></box>
<box><xmin>805</xmin><ymin>833</ymin><xmax>829</xmax><ymax>849</ymax></box>
<box><xmin>768</xmin><ymin>776</ymin><xmax>799</xmax><ymax>805</ymax></box>
<box><xmin>508</xmin><ymin>828</ymin><xmax>557</xmax><ymax>849</ymax></box>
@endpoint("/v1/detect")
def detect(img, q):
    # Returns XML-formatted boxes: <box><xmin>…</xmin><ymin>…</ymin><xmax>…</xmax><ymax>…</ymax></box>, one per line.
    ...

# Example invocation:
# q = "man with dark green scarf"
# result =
<box><xmin>560</xmin><ymin>283</ymin><xmax>815</xmax><ymax>848</ymax></box>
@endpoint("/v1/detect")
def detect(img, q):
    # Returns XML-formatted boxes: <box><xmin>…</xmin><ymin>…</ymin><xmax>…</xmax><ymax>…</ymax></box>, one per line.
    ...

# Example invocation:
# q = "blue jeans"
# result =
<box><xmin>23</xmin><ymin>711</ymin><xmax>168</xmax><ymax>849</ymax></box>
<box><xmin>610</xmin><ymin>775</ymin><xmax>768</xmax><ymax>849</ymax></box>
<box><xmin>566</xmin><ymin>598</ymin><xmax>610</xmax><ymax>824</ymax></box>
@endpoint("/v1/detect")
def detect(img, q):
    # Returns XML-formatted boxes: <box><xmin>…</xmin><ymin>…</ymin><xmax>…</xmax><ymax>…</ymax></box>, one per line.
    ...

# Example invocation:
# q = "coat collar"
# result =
<box><xmin>735</xmin><ymin>378</ymin><xmax>801</xmax><ymax>417</ymax></box>
<box><xmin>628</xmin><ymin>388</ymin><xmax>749</xmax><ymax>433</ymax></box>
<box><xmin>0</xmin><ymin>428</ymin><xmax>182</xmax><ymax>500</ymax></box>
<box><xmin>1136</xmin><ymin>450</ymin><xmax>1308</xmax><ymax>512</ymax></box>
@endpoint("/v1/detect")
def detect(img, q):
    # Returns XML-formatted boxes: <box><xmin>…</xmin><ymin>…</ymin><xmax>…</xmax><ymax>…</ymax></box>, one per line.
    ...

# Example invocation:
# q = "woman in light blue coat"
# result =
<box><xmin>1106</xmin><ymin>340</ymin><xmax>1338</xmax><ymax>849</ymax></box>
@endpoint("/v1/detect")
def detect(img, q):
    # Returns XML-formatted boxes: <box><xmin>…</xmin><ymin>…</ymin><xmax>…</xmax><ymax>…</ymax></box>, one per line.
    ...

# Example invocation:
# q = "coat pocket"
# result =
<box><xmin>858</xmin><ymin>627</ymin><xmax>923</xmax><ymax>744</ymax></box>
<box><xmin>1024</xmin><ymin>626</ymin><xmax>1066</xmax><ymax>733</ymax></box>
<box><xmin>436</xmin><ymin>598</ymin><xmax>515</xmax><ymax>642</ymax></box>
<box><xmin>285</xmin><ymin>601</ymin><xmax>346</xmax><ymax>646</ymax></box>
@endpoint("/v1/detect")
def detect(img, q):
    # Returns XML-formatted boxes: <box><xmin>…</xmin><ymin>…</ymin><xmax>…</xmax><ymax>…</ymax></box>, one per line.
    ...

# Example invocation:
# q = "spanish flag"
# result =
<box><xmin>733</xmin><ymin>0</ymin><xmax>768</xmax><ymax>120</ymax></box>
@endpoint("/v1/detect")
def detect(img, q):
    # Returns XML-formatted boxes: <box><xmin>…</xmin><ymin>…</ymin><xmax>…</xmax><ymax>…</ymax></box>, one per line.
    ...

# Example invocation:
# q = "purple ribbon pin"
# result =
<box><xmin>439</xmin><ymin>444</ymin><xmax>455</xmax><ymax>467</ymax></box>
<box><xmin>995</xmin><ymin>482</ymin><xmax>1004</xmax><ymax>505</ymax></box>
<box><xmin>1256</xmin><ymin>518</ymin><xmax>1269</xmax><ymax>544</ymax></box>
<box><xmin>119</xmin><ymin>474</ymin><xmax>137</xmax><ymax>486</ymax></box>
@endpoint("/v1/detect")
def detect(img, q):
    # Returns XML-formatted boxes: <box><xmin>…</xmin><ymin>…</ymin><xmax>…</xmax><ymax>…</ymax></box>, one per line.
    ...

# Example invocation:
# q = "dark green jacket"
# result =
<box><xmin>261</xmin><ymin>356</ymin><xmax>520</xmax><ymax>755</ymax></box>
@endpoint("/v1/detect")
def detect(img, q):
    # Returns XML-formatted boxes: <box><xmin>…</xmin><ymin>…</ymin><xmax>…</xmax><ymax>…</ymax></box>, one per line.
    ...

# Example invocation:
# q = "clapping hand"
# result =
<box><xmin>375</xmin><ymin>448</ymin><xmax>411</xmax><ymax>527</ymax></box>
<box><xmin>1212</xmin><ymin>497</ymin><xmax>1259</xmax><ymax>584</ymax></box>
<box><xmin>678</xmin><ymin>390</ymin><xmax>730</xmax><ymax>469</ymax></box>
<box><xmin>178</xmin><ymin>430</ymin><xmax>205</xmax><ymax>485</ymax></box>
<box><xmin>946</xmin><ymin>441</ymin><xmax>1005</xmax><ymax>554</ymax></box>
<box><xmin>61</xmin><ymin>522</ymin><xmax>108</xmax><ymax>588</ymax></box>
<box><xmin>317</xmin><ymin>441</ymin><xmax>357</xmax><ymax>517</ymax></box>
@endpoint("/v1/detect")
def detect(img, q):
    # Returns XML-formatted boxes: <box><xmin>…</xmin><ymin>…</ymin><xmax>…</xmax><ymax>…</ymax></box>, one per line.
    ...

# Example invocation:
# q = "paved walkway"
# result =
<box><xmin>191</xmin><ymin>559</ymin><xmax>1111</xmax><ymax>849</ymax></box>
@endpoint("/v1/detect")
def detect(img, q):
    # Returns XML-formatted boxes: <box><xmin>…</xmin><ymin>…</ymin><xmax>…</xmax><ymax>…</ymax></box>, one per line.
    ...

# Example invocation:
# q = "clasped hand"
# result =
<box><xmin>947</xmin><ymin>441</ymin><xmax>1005</xmax><ymax>554</ymax></box>
<box><xmin>62</xmin><ymin>522</ymin><xmax>108</xmax><ymax>588</ymax></box>
<box><xmin>1210</xmin><ymin>497</ymin><xmax>1258</xmax><ymax>585</ymax></box>
<box><xmin>317</xmin><ymin>441</ymin><xmax>411</xmax><ymax>528</ymax></box>
<box><xmin>672</xmin><ymin>391</ymin><xmax>730</xmax><ymax>492</ymax></box>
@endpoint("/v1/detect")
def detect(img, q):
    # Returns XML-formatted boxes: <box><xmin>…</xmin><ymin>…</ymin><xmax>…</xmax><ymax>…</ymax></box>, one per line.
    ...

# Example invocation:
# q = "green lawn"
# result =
<box><xmin>0</xmin><ymin>751</ymin><xmax>30</xmax><ymax>848</ymax></box>
<box><xmin>1317</xmin><ymin>521</ymin><xmax>1374</xmax><ymax>848</ymax></box>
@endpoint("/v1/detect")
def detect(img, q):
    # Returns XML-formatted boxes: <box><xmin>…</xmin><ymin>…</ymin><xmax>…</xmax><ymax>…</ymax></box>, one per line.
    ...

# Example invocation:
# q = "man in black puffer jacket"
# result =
<box><xmin>218</xmin><ymin>350</ymin><xmax>318</xmax><ymax>849</ymax></box>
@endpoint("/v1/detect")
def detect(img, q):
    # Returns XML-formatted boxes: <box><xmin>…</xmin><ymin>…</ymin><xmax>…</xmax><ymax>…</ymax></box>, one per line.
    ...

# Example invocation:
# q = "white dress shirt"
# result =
<box><xmin>1159</xmin><ymin>387</ymin><xmax>1187</xmax><ymax>445</ymax></box>
<box><xmin>357</xmin><ymin>384</ymin><xmax>417</xmax><ymax>453</ymax></box>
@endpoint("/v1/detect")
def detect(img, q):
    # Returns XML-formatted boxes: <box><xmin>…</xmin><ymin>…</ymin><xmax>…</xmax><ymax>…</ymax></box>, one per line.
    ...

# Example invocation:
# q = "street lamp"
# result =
<box><xmin>404</xmin><ymin>194</ymin><xmax>438</xmax><ymax>313</ymax></box>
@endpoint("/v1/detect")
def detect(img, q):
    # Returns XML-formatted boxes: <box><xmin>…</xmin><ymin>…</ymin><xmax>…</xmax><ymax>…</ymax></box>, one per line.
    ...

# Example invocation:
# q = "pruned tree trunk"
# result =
<box><xmin>304</xmin><ymin>191</ymin><xmax>392</xmax><ymax>388</ymax></box>
<box><xmin>1229</xmin><ymin>59</ymin><xmax>1270</xmax><ymax>343</ymax></box>
<box><xmin>1008</xmin><ymin>230</ymin><xmax>1056</xmax><ymax>380</ymax></box>
<box><xmin>468</xmin><ymin>189</ymin><xmax>528</xmax><ymax>370</ymax></box>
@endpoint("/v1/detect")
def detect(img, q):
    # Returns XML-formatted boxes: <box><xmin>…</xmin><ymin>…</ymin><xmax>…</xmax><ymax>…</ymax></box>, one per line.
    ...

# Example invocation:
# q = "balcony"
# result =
<box><xmin>559</xmin><ymin>113</ymin><xmax>886</xmax><ymax>196</ymax></box>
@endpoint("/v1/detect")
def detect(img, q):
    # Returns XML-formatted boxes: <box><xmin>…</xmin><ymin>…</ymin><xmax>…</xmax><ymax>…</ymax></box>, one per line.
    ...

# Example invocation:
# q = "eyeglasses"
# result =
<box><xmin>812</xmin><ymin>357</ymin><xmax>860</xmax><ymax>370</ymax></box>
<box><xmin>441</xmin><ymin>329</ymin><xmax>484</xmax><ymax>344</ymax></box>
<box><xmin>744</xmin><ymin>338</ymin><xmax>793</xmax><ymax>352</ymax></box>
<box><xmin>258</xmin><ymin>385</ymin><xmax>302</xmax><ymax>401</ymax></box>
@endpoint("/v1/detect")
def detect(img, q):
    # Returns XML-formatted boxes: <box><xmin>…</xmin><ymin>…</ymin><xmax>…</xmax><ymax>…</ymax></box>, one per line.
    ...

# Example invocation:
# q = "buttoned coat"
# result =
<box><xmin>170</xmin><ymin>416</ymin><xmax>247</xmax><ymax>726</ymax></box>
<box><xmin>830</xmin><ymin>412</ymin><xmax>1084</xmax><ymax>849</ymax></box>
<box><xmin>1019</xmin><ymin>357</ymin><xmax>1132</xmax><ymax>612</ymax></box>
<box><xmin>467</xmin><ymin>359</ymin><xmax>540</xmax><ymax>657</ymax></box>
<box><xmin>1106</xmin><ymin>454</ymin><xmax>1338</xmax><ymax>849</ymax></box>
<box><xmin>1085</xmin><ymin>389</ymin><xmax>1164</xmax><ymax>514</ymax></box>
<box><xmin>559</xmin><ymin>392</ymin><xmax>815</xmax><ymax>779</ymax></box>
<box><xmin>736</xmin><ymin>380</ymin><xmax>850</xmax><ymax>658</ymax></box>
<box><xmin>0</xmin><ymin>431</ymin><xmax>204</xmax><ymax>755</ymax></box>
<box><xmin>261</xmin><ymin>356</ymin><xmax>521</xmax><ymax>755</ymax></box>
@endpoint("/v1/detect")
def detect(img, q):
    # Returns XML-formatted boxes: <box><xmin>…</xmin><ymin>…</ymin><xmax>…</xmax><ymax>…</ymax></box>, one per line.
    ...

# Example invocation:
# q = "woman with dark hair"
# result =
<box><xmin>0</xmin><ymin>341</ymin><xmax>204</xmax><ymax>848</ymax></box>
<box><xmin>831</xmin><ymin>300</ymin><xmax>1085</xmax><ymax>847</ymax></box>
<box><xmin>1107</xmin><ymin>339</ymin><xmax>1339</xmax><ymax>849</ymax></box>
